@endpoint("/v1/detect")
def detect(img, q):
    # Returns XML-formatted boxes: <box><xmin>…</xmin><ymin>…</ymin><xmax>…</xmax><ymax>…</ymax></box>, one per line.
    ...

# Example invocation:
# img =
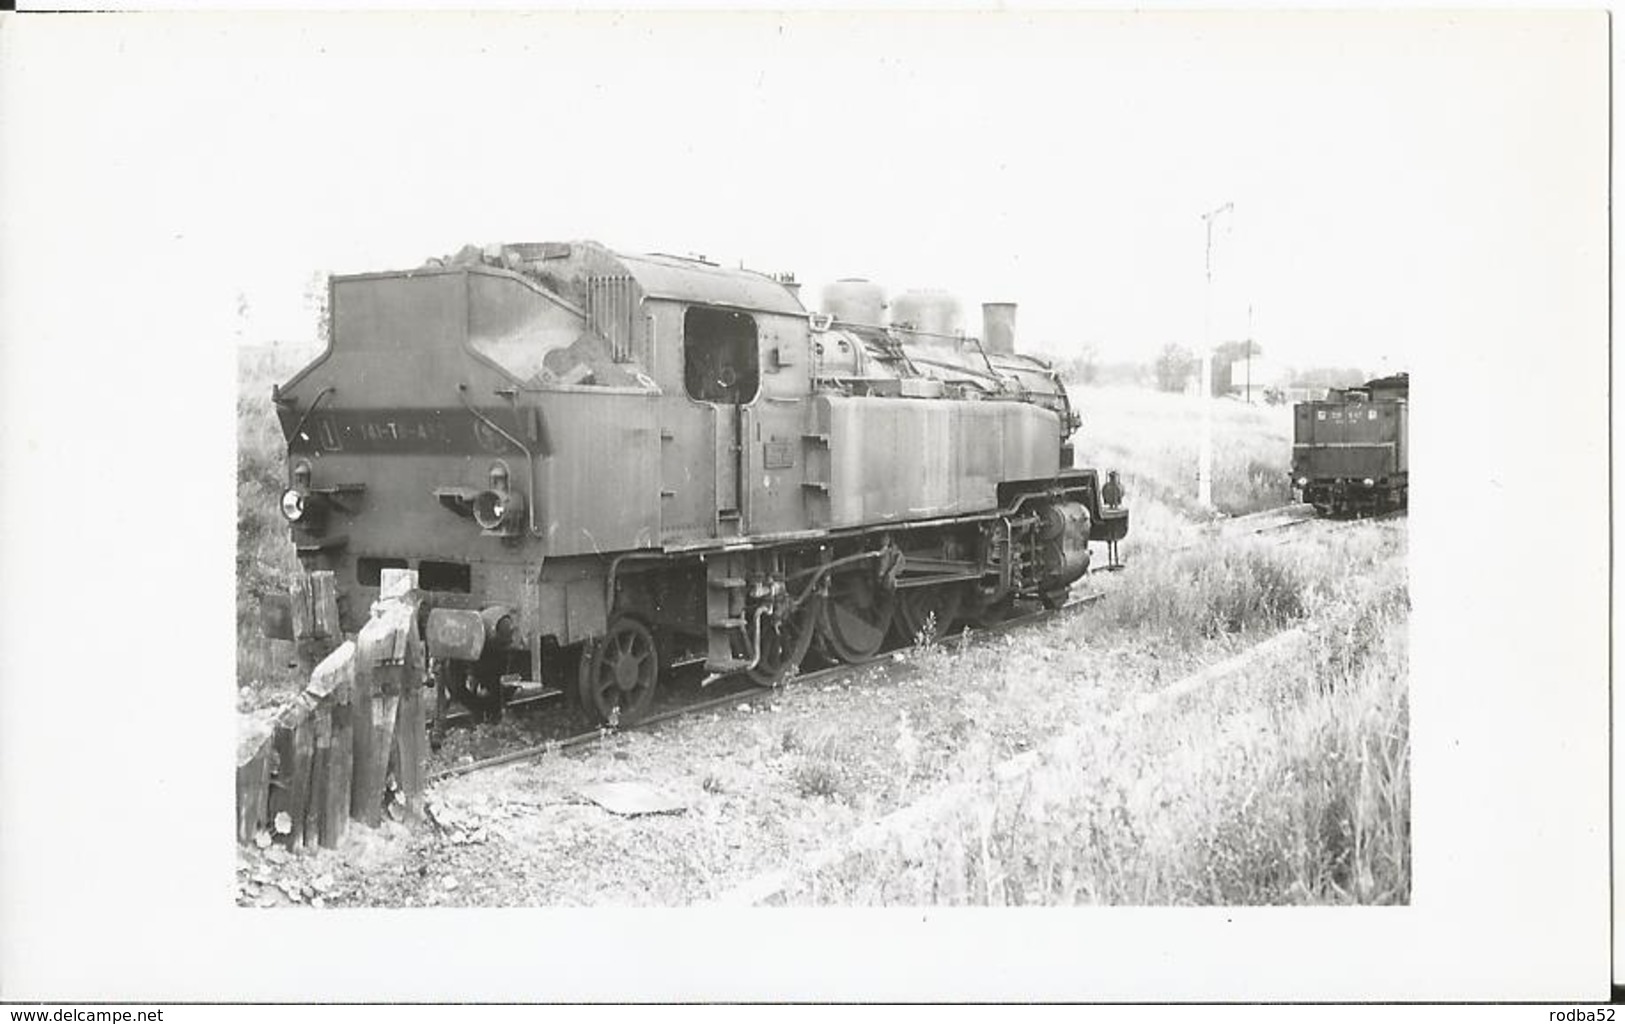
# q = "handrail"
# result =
<box><xmin>287</xmin><ymin>386</ymin><xmax>336</xmax><ymax>453</ymax></box>
<box><xmin>457</xmin><ymin>384</ymin><xmax>545</xmax><ymax>538</ymax></box>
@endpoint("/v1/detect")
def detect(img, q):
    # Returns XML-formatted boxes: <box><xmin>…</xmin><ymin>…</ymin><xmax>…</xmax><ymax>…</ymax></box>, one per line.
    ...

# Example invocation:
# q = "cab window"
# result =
<box><xmin>684</xmin><ymin>306</ymin><xmax>759</xmax><ymax>403</ymax></box>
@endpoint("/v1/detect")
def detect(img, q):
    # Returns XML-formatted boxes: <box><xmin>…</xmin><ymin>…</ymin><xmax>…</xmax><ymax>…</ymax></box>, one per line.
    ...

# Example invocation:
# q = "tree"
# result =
<box><xmin>1154</xmin><ymin>343</ymin><xmax>1197</xmax><ymax>393</ymax></box>
<box><xmin>1076</xmin><ymin>344</ymin><xmax>1100</xmax><ymax>384</ymax></box>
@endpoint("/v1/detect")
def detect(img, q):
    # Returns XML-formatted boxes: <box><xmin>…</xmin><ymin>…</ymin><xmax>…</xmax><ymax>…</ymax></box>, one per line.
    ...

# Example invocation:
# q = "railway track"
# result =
<box><xmin>428</xmin><ymin>588</ymin><xmax>1106</xmax><ymax>783</ymax></box>
<box><xmin>1258</xmin><ymin>506</ymin><xmax>1406</xmax><ymax>536</ymax></box>
<box><xmin>1169</xmin><ymin>503</ymin><xmax>1404</xmax><ymax>554</ymax></box>
<box><xmin>1212</xmin><ymin>502</ymin><xmax>1317</xmax><ymax>535</ymax></box>
<box><xmin>426</xmin><ymin>504</ymin><xmax>1404</xmax><ymax>782</ymax></box>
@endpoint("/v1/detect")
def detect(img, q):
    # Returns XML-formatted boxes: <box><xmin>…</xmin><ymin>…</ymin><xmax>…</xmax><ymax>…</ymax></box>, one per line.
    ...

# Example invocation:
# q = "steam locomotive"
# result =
<box><xmin>267</xmin><ymin>241</ymin><xmax>1128</xmax><ymax>724</ymax></box>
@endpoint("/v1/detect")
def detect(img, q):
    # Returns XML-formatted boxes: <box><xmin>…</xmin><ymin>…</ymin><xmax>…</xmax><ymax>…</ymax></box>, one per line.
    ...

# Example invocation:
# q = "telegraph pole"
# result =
<box><xmin>1245</xmin><ymin>303</ymin><xmax>1254</xmax><ymax>405</ymax></box>
<box><xmin>1199</xmin><ymin>201</ymin><xmax>1233</xmax><ymax>508</ymax></box>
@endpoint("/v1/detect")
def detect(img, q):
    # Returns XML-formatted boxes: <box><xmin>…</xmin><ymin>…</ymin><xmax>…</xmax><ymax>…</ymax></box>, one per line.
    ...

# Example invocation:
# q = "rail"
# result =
<box><xmin>429</xmin><ymin>589</ymin><xmax>1105</xmax><ymax>783</ymax></box>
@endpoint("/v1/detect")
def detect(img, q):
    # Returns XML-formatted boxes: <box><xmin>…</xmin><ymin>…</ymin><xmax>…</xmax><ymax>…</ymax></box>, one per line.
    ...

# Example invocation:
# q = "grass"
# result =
<box><xmin>1072</xmin><ymin>385</ymin><xmax>1295</xmax><ymax>519</ymax></box>
<box><xmin>787</xmin><ymin>525</ymin><xmax>1410</xmax><ymax>905</ymax></box>
<box><xmin>236</xmin><ymin>344</ymin><xmax>318</xmax><ymax>710</ymax></box>
<box><xmin>782</xmin><ymin>723</ymin><xmax>856</xmax><ymax>801</ymax></box>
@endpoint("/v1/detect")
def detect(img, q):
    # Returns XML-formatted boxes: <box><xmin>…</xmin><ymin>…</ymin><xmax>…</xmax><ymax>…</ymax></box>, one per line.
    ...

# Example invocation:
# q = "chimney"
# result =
<box><xmin>982</xmin><ymin>302</ymin><xmax>1017</xmax><ymax>355</ymax></box>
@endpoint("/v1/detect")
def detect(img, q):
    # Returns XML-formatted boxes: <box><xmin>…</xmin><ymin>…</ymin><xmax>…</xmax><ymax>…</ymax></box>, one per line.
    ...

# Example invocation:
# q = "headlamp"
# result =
<box><xmin>473</xmin><ymin>488</ymin><xmax>524</xmax><ymax>534</ymax></box>
<box><xmin>280</xmin><ymin>488</ymin><xmax>307</xmax><ymax>522</ymax></box>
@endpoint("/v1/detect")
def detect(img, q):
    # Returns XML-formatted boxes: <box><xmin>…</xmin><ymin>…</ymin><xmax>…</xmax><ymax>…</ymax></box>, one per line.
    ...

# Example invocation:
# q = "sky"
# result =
<box><xmin>2</xmin><ymin>10</ymin><xmax>1604</xmax><ymax>374</ymax></box>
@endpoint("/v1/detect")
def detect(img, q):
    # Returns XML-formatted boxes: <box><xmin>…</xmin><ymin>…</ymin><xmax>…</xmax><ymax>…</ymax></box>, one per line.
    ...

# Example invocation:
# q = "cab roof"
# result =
<box><xmin>614</xmin><ymin>250</ymin><xmax>806</xmax><ymax>317</ymax></box>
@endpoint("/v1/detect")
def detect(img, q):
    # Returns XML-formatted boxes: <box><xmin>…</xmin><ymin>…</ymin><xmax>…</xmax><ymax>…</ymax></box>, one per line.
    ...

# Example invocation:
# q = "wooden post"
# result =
<box><xmin>308</xmin><ymin>642</ymin><xmax>357</xmax><ymax>849</ymax></box>
<box><xmin>305</xmin><ymin>704</ymin><xmax>331</xmax><ymax>847</ymax></box>
<box><xmin>235</xmin><ymin>723</ymin><xmax>273</xmax><ymax>845</ymax></box>
<box><xmin>350</xmin><ymin>648</ymin><xmax>376</xmax><ymax>826</ymax></box>
<box><xmin>351</xmin><ymin>575</ymin><xmax>425</xmax><ymax>832</ymax></box>
<box><xmin>351</xmin><ymin>650</ymin><xmax>390</xmax><ymax>828</ymax></box>
<box><xmin>292</xmin><ymin>570</ymin><xmax>343</xmax><ymax>676</ymax></box>
<box><xmin>286</xmin><ymin>708</ymin><xmax>316</xmax><ymax>850</ymax></box>
<box><xmin>393</xmin><ymin>613</ymin><xmax>428</xmax><ymax>823</ymax></box>
<box><xmin>363</xmin><ymin>687</ymin><xmax>399</xmax><ymax>828</ymax></box>
<box><xmin>323</xmin><ymin>677</ymin><xmax>354</xmax><ymax>847</ymax></box>
<box><xmin>289</xmin><ymin>573</ymin><xmax>313</xmax><ymax>644</ymax></box>
<box><xmin>266</xmin><ymin>695</ymin><xmax>314</xmax><ymax>850</ymax></box>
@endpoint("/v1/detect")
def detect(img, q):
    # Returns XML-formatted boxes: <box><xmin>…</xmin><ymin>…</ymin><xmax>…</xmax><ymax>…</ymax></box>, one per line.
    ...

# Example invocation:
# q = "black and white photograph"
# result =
<box><xmin>0</xmin><ymin>6</ymin><xmax>1610</xmax><ymax>1005</ymax></box>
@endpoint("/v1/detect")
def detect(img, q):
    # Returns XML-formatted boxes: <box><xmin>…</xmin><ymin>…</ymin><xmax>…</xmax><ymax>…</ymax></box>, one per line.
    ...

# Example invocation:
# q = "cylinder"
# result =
<box><xmin>820</xmin><ymin>279</ymin><xmax>887</xmax><ymax>326</ymax></box>
<box><xmin>891</xmin><ymin>289</ymin><xmax>963</xmax><ymax>340</ymax></box>
<box><xmin>982</xmin><ymin>302</ymin><xmax>1017</xmax><ymax>355</ymax></box>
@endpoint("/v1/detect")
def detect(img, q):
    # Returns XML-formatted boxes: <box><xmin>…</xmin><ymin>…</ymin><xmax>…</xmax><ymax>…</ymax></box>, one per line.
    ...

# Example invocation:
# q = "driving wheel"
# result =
<box><xmin>818</xmin><ymin>567</ymin><xmax>896</xmax><ymax>664</ymax></box>
<box><xmin>891</xmin><ymin>582</ymin><xmax>967</xmax><ymax>646</ymax></box>
<box><xmin>578</xmin><ymin>616</ymin><xmax>659</xmax><ymax>726</ymax></box>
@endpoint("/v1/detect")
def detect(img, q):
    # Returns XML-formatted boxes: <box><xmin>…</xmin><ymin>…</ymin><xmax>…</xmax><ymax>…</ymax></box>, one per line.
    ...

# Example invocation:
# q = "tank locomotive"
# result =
<box><xmin>267</xmin><ymin>241</ymin><xmax>1129</xmax><ymax>724</ymax></box>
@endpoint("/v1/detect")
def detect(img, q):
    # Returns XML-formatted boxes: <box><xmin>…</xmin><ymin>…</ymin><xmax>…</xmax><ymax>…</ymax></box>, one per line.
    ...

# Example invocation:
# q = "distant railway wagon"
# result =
<box><xmin>1291</xmin><ymin>373</ymin><xmax>1408</xmax><ymax>516</ymax></box>
<box><xmin>264</xmin><ymin>240</ymin><xmax>1129</xmax><ymax>726</ymax></box>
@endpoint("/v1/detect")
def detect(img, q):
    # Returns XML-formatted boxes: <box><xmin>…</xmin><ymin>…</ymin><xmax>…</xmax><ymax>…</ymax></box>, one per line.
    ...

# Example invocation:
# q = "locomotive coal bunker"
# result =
<box><xmin>268</xmin><ymin>240</ymin><xmax>1129</xmax><ymax>724</ymax></box>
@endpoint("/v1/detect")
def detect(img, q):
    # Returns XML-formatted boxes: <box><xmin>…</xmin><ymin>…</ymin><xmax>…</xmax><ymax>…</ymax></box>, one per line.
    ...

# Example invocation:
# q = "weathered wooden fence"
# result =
<box><xmin>237</xmin><ymin>568</ymin><xmax>428</xmax><ymax>851</ymax></box>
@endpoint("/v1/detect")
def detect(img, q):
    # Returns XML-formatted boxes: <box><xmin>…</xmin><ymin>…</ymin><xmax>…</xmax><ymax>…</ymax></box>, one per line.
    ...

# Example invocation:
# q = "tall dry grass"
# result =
<box><xmin>236</xmin><ymin>344</ymin><xmax>318</xmax><ymax>707</ymax></box>
<box><xmin>1073</xmin><ymin>385</ymin><xmax>1294</xmax><ymax>518</ymax></box>
<box><xmin>790</xmin><ymin>524</ymin><xmax>1410</xmax><ymax>905</ymax></box>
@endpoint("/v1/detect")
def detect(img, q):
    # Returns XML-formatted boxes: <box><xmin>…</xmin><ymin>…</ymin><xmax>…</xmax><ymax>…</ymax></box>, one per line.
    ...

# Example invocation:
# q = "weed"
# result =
<box><xmin>793</xmin><ymin>758</ymin><xmax>844</xmax><ymax>800</ymax></box>
<box><xmin>781</xmin><ymin>722</ymin><xmax>853</xmax><ymax>801</ymax></box>
<box><xmin>911</xmin><ymin>610</ymin><xmax>939</xmax><ymax>650</ymax></box>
